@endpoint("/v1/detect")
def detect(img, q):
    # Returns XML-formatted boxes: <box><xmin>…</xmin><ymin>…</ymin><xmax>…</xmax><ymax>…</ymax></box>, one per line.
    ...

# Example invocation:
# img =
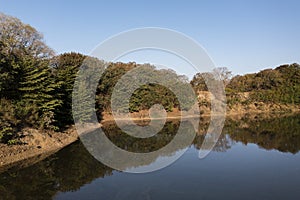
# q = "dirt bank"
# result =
<box><xmin>0</xmin><ymin>126</ymin><xmax>78</xmax><ymax>173</ymax></box>
<box><xmin>101</xmin><ymin>103</ymin><xmax>300</xmax><ymax>123</ymax></box>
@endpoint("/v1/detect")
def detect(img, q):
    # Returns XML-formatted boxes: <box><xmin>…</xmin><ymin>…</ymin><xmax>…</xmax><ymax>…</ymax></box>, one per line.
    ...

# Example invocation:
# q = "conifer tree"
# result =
<box><xmin>19</xmin><ymin>56</ymin><xmax>62</xmax><ymax>113</ymax></box>
<box><xmin>50</xmin><ymin>52</ymin><xmax>86</xmax><ymax>125</ymax></box>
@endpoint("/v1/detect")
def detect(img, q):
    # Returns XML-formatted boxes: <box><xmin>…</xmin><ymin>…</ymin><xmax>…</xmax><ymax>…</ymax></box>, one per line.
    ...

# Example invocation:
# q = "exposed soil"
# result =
<box><xmin>101</xmin><ymin>103</ymin><xmax>300</xmax><ymax>123</ymax></box>
<box><xmin>0</xmin><ymin>126</ymin><xmax>78</xmax><ymax>173</ymax></box>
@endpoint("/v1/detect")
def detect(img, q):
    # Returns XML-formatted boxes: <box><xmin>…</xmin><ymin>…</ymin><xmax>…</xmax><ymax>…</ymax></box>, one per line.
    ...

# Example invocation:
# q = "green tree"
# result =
<box><xmin>0</xmin><ymin>13</ymin><xmax>59</xmax><ymax>135</ymax></box>
<box><xmin>73</xmin><ymin>57</ymin><xmax>106</xmax><ymax>123</ymax></box>
<box><xmin>50</xmin><ymin>52</ymin><xmax>86</xmax><ymax>125</ymax></box>
<box><xmin>18</xmin><ymin>56</ymin><xmax>62</xmax><ymax>122</ymax></box>
<box><xmin>0</xmin><ymin>13</ymin><xmax>53</xmax><ymax>100</ymax></box>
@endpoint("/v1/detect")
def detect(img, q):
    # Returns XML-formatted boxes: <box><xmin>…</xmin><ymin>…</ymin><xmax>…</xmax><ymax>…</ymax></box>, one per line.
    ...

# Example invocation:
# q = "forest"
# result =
<box><xmin>0</xmin><ymin>13</ymin><xmax>299</xmax><ymax>144</ymax></box>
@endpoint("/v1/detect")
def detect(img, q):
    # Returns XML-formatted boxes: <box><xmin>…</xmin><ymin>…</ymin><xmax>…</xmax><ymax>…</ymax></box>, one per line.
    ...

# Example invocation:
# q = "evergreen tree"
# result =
<box><xmin>19</xmin><ymin>56</ymin><xmax>62</xmax><ymax>113</ymax></box>
<box><xmin>50</xmin><ymin>52</ymin><xmax>86</xmax><ymax>125</ymax></box>
<box><xmin>0</xmin><ymin>13</ymin><xmax>54</xmax><ymax>100</ymax></box>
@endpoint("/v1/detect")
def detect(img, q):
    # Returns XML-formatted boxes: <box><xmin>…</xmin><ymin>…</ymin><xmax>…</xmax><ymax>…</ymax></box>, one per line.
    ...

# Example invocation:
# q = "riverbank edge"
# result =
<box><xmin>0</xmin><ymin>126</ymin><xmax>78</xmax><ymax>173</ymax></box>
<box><xmin>1</xmin><ymin>106</ymin><xmax>300</xmax><ymax>173</ymax></box>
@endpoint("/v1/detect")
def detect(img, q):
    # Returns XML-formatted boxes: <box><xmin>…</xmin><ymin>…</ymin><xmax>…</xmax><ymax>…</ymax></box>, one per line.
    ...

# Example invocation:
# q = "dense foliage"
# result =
<box><xmin>0</xmin><ymin>13</ymin><xmax>60</xmax><ymax>143</ymax></box>
<box><xmin>191</xmin><ymin>64</ymin><xmax>300</xmax><ymax>107</ymax></box>
<box><xmin>0</xmin><ymin>13</ymin><xmax>190</xmax><ymax>143</ymax></box>
<box><xmin>96</xmin><ymin>62</ymin><xmax>193</xmax><ymax>116</ymax></box>
<box><xmin>226</xmin><ymin>63</ymin><xmax>300</xmax><ymax>104</ymax></box>
<box><xmin>50</xmin><ymin>52</ymin><xmax>86</xmax><ymax>125</ymax></box>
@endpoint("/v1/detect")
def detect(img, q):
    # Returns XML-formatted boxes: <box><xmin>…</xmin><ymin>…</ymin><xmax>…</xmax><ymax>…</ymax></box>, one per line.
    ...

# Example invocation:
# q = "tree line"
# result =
<box><xmin>1</xmin><ymin>13</ymin><xmax>299</xmax><ymax>144</ymax></box>
<box><xmin>191</xmin><ymin>64</ymin><xmax>300</xmax><ymax>106</ymax></box>
<box><xmin>0</xmin><ymin>13</ymin><xmax>190</xmax><ymax>143</ymax></box>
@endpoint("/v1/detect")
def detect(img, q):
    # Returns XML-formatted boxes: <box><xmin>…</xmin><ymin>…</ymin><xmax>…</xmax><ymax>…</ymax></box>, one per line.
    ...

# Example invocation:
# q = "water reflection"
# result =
<box><xmin>193</xmin><ymin>114</ymin><xmax>300</xmax><ymax>154</ymax></box>
<box><xmin>225</xmin><ymin>114</ymin><xmax>300</xmax><ymax>153</ymax></box>
<box><xmin>0</xmin><ymin>114</ymin><xmax>299</xmax><ymax>199</ymax></box>
<box><xmin>0</xmin><ymin>141</ymin><xmax>113</xmax><ymax>200</ymax></box>
<box><xmin>81</xmin><ymin>119</ymin><xmax>196</xmax><ymax>172</ymax></box>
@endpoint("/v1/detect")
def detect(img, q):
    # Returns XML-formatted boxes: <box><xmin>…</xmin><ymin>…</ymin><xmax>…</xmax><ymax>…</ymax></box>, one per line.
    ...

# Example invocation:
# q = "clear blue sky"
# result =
<box><xmin>1</xmin><ymin>0</ymin><xmax>300</xmax><ymax>76</ymax></box>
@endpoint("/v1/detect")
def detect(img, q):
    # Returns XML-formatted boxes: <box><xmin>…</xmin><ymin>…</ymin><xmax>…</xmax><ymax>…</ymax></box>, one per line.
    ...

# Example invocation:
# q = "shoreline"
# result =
<box><xmin>0</xmin><ymin>126</ymin><xmax>78</xmax><ymax>173</ymax></box>
<box><xmin>1</xmin><ymin>108</ymin><xmax>300</xmax><ymax>173</ymax></box>
<box><xmin>100</xmin><ymin>104</ymin><xmax>300</xmax><ymax>123</ymax></box>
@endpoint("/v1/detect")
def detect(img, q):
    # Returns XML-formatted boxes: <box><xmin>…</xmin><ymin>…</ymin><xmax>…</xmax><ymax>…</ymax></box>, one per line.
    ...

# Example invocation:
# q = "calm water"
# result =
<box><xmin>0</xmin><ymin>114</ymin><xmax>300</xmax><ymax>200</ymax></box>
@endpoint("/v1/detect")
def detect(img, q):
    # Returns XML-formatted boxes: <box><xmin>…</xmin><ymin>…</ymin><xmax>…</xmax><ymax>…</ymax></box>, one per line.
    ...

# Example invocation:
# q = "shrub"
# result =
<box><xmin>0</xmin><ymin>122</ymin><xmax>14</xmax><ymax>143</ymax></box>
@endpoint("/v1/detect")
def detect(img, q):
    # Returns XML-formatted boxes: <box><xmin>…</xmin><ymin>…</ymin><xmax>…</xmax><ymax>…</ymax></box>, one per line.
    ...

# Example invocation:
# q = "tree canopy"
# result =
<box><xmin>0</xmin><ymin>12</ymin><xmax>299</xmax><ymax>144</ymax></box>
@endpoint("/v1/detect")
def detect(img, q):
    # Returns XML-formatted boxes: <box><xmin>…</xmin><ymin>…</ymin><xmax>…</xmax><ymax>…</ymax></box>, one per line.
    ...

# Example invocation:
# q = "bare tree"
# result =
<box><xmin>0</xmin><ymin>13</ymin><xmax>54</xmax><ymax>58</ymax></box>
<box><xmin>213</xmin><ymin>67</ymin><xmax>233</xmax><ymax>87</ymax></box>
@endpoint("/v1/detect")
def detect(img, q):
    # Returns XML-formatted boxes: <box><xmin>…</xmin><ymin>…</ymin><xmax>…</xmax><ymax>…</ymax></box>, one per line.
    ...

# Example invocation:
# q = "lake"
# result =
<box><xmin>0</xmin><ymin>114</ymin><xmax>300</xmax><ymax>200</ymax></box>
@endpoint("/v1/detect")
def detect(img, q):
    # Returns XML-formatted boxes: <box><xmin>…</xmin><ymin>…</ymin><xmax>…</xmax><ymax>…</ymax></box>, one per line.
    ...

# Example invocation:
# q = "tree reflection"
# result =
<box><xmin>0</xmin><ymin>141</ymin><xmax>114</xmax><ymax>200</ymax></box>
<box><xmin>0</xmin><ymin>114</ymin><xmax>299</xmax><ymax>199</ymax></box>
<box><xmin>226</xmin><ymin>114</ymin><xmax>300</xmax><ymax>154</ymax></box>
